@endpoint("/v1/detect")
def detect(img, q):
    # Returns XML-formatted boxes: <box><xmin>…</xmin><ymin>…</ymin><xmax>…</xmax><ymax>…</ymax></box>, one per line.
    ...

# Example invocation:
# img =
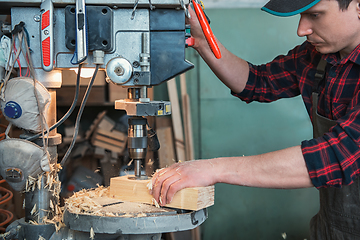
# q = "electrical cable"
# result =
<box><xmin>60</xmin><ymin>64</ymin><xmax>100</xmax><ymax>166</ymax></box>
<box><xmin>0</xmin><ymin>180</ymin><xmax>13</xmax><ymax>232</ymax></box>
<box><xmin>0</xmin><ymin>111</ymin><xmax>6</xmax><ymax>141</ymax></box>
<box><xmin>25</xmin><ymin>64</ymin><xmax>82</xmax><ymax>142</ymax></box>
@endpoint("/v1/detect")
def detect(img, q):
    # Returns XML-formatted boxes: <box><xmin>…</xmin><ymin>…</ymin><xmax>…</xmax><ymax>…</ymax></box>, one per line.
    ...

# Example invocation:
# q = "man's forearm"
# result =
<box><xmin>151</xmin><ymin>146</ymin><xmax>313</xmax><ymax>205</ymax></box>
<box><xmin>186</xmin><ymin>6</ymin><xmax>249</xmax><ymax>94</ymax></box>
<box><xmin>215</xmin><ymin>146</ymin><xmax>313</xmax><ymax>189</ymax></box>
<box><xmin>196</xmin><ymin>40</ymin><xmax>250</xmax><ymax>94</ymax></box>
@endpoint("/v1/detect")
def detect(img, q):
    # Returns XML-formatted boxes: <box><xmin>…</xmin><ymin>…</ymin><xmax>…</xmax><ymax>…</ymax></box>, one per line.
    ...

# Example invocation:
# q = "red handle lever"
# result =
<box><xmin>192</xmin><ymin>1</ymin><xmax>221</xmax><ymax>59</ymax></box>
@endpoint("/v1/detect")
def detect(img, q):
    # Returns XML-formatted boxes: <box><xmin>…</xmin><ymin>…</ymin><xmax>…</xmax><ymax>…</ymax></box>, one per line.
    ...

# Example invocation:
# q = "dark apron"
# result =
<box><xmin>309</xmin><ymin>60</ymin><xmax>360</xmax><ymax>239</ymax></box>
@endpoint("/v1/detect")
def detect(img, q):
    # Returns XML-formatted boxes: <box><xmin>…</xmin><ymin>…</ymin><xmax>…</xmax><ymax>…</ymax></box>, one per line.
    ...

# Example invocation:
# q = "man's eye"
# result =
<box><xmin>310</xmin><ymin>13</ymin><xmax>319</xmax><ymax>18</ymax></box>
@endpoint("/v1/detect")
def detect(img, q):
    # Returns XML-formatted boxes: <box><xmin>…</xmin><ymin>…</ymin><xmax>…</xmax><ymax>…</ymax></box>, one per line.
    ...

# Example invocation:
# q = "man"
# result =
<box><xmin>151</xmin><ymin>0</ymin><xmax>360</xmax><ymax>238</ymax></box>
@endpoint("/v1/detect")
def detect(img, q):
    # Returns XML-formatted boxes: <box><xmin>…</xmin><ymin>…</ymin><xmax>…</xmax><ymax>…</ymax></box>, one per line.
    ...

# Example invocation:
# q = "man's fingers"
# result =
<box><xmin>164</xmin><ymin>178</ymin><xmax>189</xmax><ymax>204</ymax></box>
<box><xmin>159</xmin><ymin>174</ymin><xmax>182</xmax><ymax>205</ymax></box>
<box><xmin>151</xmin><ymin>165</ymin><xmax>179</xmax><ymax>202</ymax></box>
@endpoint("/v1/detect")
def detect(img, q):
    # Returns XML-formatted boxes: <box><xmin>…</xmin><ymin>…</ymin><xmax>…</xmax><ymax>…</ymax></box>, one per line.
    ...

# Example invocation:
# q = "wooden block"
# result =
<box><xmin>94</xmin><ymin>147</ymin><xmax>106</xmax><ymax>159</ymax></box>
<box><xmin>91</xmin><ymin>127</ymin><xmax>127</xmax><ymax>154</ymax></box>
<box><xmin>62</xmin><ymin>69</ymin><xmax>105</xmax><ymax>86</ymax></box>
<box><xmin>92</xmin><ymin>139</ymin><xmax>125</xmax><ymax>154</ymax></box>
<box><xmin>85</xmin><ymin>110</ymin><xmax>107</xmax><ymax>140</ymax></box>
<box><xmin>109</xmin><ymin>175</ymin><xmax>214</xmax><ymax>211</ymax></box>
<box><xmin>108</xmin><ymin>83</ymin><xmax>128</xmax><ymax>102</ymax></box>
<box><xmin>56</xmin><ymin>86</ymin><xmax>105</xmax><ymax>106</ymax></box>
<box><xmin>98</xmin><ymin>115</ymin><xmax>116</xmax><ymax>131</ymax></box>
<box><xmin>96</xmin><ymin>128</ymin><xmax>127</xmax><ymax>142</ymax></box>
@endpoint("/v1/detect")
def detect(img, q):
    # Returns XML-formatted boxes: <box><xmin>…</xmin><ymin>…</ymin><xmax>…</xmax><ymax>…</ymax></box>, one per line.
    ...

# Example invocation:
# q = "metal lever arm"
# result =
<box><xmin>75</xmin><ymin>0</ymin><xmax>87</xmax><ymax>63</ymax></box>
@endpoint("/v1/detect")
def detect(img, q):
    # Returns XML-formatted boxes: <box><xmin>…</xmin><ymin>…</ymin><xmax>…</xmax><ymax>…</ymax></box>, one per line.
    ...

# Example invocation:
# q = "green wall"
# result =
<box><xmin>157</xmin><ymin>7</ymin><xmax>320</xmax><ymax>240</ymax></box>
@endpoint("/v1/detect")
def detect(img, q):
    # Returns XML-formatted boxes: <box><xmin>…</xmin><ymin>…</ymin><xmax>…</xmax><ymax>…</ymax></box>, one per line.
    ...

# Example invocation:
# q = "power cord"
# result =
<box><xmin>60</xmin><ymin>63</ymin><xmax>100</xmax><ymax>166</ymax></box>
<box><xmin>26</xmin><ymin>64</ymin><xmax>82</xmax><ymax>142</ymax></box>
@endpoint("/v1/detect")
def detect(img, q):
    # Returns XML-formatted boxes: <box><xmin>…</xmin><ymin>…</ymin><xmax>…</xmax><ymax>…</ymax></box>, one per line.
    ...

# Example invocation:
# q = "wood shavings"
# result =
<box><xmin>49</xmin><ymin>200</ymin><xmax>54</xmax><ymax>211</ymax></box>
<box><xmin>122</xmin><ymin>213</ymin><xmax>133</xmax><ymax>218</ymax></box>
<box><xmin>105</xmin><ymin>212</ymin><xmax>116</xmax><ymax>217</ymax></box>
<box><xmin>127</xmin><ymin>159</ymin><xmax>134</xmax><ymax>166</ymax></box>
<box><xmin>29</xmin><ymin>220</ymin><xmax>38</xmax><ymax>225</ymax></box>
<box><xmin>90</xmin><ymin>227</ymin><xmax>95</xmax><ymax>240</ymax></box>
<box><xmin>152</xmin><ymin>198</ymin><xmax>160</xmax><ymax>208</ymax></box>
<box><xmin>22</xmin><ymin>165</ymin><xmax>64</xmax><ymax>230</ymax></box>
<box><xmin>65</xmin><ymin>186</ymin><xmax>109</xmax><ymax>216</ymax></box>
<box><xmin>146</xmin><ymin>181</ymin><xmax>152</xmax><ymax>191</ymax></box>
<box><xmin>137</xmin><ymin>213</ymin><xmax>147</xmax><ymax>217</ymax></box>
<box><xmin>31</xmin><ymin>204</ymin><xmax>37</xmax><ymax>215</ymax></box>
<box><xmin>38</xmin><ymin>235</ymin><xmax>45</xmax><ymax>240</ymax></box>
<box><xmin>37</xmin><ymin>175</ymin><xmax>42</xmax><ymax>189</ymax></box>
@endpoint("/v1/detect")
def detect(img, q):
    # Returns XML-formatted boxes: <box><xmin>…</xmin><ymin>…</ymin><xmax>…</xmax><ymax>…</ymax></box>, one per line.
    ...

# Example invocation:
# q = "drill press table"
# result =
<box><xmin>50</xmin><ymin>188</ymin><xmax>207</xmax><ymax>240</ymax></box>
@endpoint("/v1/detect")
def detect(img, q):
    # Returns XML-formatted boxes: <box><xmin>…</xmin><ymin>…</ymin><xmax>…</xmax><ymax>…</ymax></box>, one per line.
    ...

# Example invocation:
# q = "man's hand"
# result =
<box><xmin>150</xmin><ymin>159</ymin><xmax>218</xmax><ymax>206</ymax></box>
<box><xmin>186</xmin><ymin>5</ymin><xmax>209</xmax><ymax>51</ymax></box>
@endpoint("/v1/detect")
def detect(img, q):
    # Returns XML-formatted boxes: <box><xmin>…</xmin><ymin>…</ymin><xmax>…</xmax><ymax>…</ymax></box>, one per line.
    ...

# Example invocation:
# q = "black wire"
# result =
<box><xmin>60</xmin><ymin>64</ymin><xmax>100</xmax><ymax>166</ymax></box>
<box><xmin>26</xmin><ymin>64</ymin><xmax>82</xmax><ymax>142</ymax></box>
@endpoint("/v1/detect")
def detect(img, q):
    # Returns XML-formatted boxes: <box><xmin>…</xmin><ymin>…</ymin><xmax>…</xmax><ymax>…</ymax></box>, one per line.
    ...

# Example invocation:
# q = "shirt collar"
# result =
<box><xmin>322</xmin><ymin>43</ymin><xmax>360</xmax><ymax>66</ymax></box>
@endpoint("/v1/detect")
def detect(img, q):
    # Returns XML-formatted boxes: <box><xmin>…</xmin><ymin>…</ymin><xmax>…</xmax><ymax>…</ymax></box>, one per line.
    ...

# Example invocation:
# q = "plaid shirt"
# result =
<box><xmin>233</xmin><ymin>41</ymin><xmax>360</xmax><ymax>188</ymax></box>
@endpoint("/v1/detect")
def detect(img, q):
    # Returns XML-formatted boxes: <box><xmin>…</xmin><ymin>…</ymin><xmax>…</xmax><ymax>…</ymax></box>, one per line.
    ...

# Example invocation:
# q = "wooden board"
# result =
<box><xmin>167</xmin><ymin>79</ymin><xmax>186</xmax><ymax>162</ymax></box>
<box><xmin>180</xmin><ymin>73</ymin><xmax>194</xmax><ymax>161</ymax></box>
<box><xmin>109</xmin><ymin>175</ymin><xmax>214</xmax><ymax>211</ymax></box>
<box><xmin>156</xmin><ymin>117</ymin><xmax>176</xmax><ymax>168</ymax></box>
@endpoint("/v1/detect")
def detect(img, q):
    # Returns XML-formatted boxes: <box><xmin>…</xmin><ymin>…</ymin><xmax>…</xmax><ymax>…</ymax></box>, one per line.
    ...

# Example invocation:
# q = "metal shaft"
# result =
<box><xmin>128</xmin><ymin>117</ymin><xmax>148</xmax><ymax>178</ymax></box>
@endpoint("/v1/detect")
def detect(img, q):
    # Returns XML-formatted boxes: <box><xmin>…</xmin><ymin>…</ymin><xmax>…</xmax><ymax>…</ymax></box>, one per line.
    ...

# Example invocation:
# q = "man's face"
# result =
<box><xmin>297</xmin><ymin>0</ymin><xmax>360</xmax><ymax>58</ymax></box>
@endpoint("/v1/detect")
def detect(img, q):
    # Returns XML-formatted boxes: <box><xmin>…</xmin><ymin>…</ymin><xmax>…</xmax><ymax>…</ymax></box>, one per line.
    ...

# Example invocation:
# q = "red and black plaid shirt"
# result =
<box><xmin>233</xmin><ymin>41</ymin><xmax>360</xmax><ymax>188</ymax></box>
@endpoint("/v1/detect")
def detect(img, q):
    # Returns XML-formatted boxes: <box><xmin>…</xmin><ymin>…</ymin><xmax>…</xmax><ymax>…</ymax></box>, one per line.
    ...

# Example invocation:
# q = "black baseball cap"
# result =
<box><xmin>262</xmin><ymin>0</ymin><xmax>321</xmax><ymax>17</ymax></box>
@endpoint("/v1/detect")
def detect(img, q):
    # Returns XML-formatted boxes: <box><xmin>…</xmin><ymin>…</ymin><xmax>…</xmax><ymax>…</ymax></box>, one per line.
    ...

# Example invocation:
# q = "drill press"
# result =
<box><xmin>0</xmin><ymin>0</ymin><xmax>208</xmax><ymax>239</ymax></box>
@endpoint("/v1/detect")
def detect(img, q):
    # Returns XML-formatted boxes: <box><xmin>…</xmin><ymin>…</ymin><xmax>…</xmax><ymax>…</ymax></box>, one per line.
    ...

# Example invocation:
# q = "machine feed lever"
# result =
<box><xmin>40</xmin><ymin>0</ymin><xmax>54</xmax><ymax>71</ymax></box>
<box><xmin>191</xmin><ymin>0</ymin><xmax>221</xmax><ymax>59</ymax></box>
<box><xmin>75</xmin><ymin>0</ymin><xmax>88</xmax><ymax>63</ymax></box>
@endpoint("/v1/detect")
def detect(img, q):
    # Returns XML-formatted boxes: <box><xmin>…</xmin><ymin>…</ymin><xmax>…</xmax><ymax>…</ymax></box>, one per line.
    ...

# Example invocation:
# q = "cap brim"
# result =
<box><xmin>261</xmin><ymin>0</ymin><xmax>321</xmax><ymax>17</ymax></box>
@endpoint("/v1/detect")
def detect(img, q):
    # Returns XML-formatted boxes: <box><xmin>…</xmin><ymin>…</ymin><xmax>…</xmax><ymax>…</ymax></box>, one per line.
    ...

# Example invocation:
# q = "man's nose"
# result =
<box><xmin>297</xmin><ymin>16</ymin><xmax>313</xmax><ymax>37</ymax></box>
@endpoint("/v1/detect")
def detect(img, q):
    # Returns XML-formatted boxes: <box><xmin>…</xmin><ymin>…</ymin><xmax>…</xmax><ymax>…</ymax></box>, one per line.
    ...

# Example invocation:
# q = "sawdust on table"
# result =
<box><xmin>65</xmin><ymin>186</ymin><xmax>174</xmax><ymax>218</ymax></box>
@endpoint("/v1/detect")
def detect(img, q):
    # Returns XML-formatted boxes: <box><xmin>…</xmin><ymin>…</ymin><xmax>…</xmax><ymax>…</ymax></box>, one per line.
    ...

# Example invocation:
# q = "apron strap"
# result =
<box><xmin>313</xmin><ymin>58</ymin><xmax>328</xmax><ymax>93</ymax></box>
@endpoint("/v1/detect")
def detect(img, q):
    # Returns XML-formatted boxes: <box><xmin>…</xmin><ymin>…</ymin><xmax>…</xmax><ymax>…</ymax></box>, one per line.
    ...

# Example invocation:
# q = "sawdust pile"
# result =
<box><xmin>64</xmin><ymin>186</ymin><xmax>170</xmax><ymax>218</ymax></box>
<box><xmin>64</xmin><ymin>185</ymin><xmax>110</xmax><ymax>216</ymax></box>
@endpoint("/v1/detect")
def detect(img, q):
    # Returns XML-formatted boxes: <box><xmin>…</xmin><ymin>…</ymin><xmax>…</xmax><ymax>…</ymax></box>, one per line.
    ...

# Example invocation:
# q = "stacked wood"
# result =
<box><xmin>110</xmin><ymin>175</ymin><xmax>214</xmax><ymax>211</ymax></box>
<box><xmin>91</xmin><ymin>115</ymin><xmax>127</xmax><ymax>154</ymax></box>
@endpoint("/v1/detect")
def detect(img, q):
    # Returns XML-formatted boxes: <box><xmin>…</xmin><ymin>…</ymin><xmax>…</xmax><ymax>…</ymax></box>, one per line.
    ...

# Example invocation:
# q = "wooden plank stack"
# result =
<box><xmin>91</xmin><ymin>115</ymin><xmax>127</xmax><ymax>154</ymax></box>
